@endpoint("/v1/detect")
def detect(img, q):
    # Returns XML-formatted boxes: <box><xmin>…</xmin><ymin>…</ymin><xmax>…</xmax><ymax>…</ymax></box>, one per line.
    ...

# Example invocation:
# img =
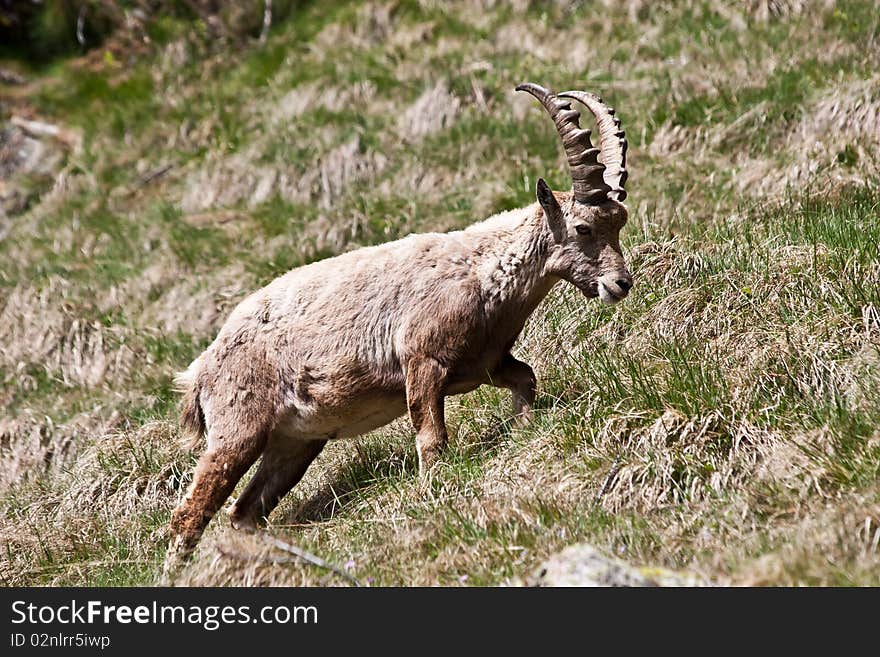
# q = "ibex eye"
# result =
<box><xmin>576</xmin><ymin>225</ymin><xmax>591</xmax><ymax>236</ymax></box>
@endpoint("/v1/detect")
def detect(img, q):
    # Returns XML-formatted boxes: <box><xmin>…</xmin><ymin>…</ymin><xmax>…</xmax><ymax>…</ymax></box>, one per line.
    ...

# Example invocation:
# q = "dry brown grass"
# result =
<box><xmin>732</xmin><ymin>76</ymin><xmax>880</xmax><ymax>195</ymax></box>
<box><xmin>396</xmin><ymin>80</ymin><xmax>462</xmax><ymax>140</ymax></box>
<box><xmin>0</xmin><ymin>421</ymin><xmax>191</xmax><ymax>585</ymax></box>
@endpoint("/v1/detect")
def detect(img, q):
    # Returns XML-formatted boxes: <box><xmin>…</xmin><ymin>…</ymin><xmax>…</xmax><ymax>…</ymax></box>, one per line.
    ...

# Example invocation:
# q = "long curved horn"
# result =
<box><xmin>516</xmin><ymin>82</ymin><xmax>610</xmax><ymax>205</ymax></box>
<box><xmin>558</xmin><ymin>90</ymin><xmax>627</xmax><ymax>202</ymax></box>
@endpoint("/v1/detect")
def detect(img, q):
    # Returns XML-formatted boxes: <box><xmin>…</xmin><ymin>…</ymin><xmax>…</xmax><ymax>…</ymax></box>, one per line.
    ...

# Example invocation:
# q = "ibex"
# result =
<box><xmin>166</xmin><ymin>83</ymin><xmax>633</xmax><ymax>564</ymax></box>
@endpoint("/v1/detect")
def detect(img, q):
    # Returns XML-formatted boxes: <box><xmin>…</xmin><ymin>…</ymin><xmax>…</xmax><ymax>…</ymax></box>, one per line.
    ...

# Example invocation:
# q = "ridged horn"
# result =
<box><xmin>516</xmin><ymin>82</ymin><xmax>610</xmax><ymax>205</ymax></box>
<box><xmin>558</xmin><ymin>90</ymin><xmax>628</xmax><ymax>202</ymax></box>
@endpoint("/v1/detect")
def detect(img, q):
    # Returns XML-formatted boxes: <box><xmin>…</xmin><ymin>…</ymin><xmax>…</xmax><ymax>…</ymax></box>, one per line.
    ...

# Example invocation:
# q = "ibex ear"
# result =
<box><xmin>536</xmin><ymin>178</ymin><xmax>565</xmax><ymax>242</ymax></box>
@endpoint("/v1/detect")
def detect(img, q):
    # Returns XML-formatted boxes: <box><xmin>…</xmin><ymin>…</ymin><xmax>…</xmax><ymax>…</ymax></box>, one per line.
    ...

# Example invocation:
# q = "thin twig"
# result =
<box><xmin>217</xmin><ymin>547</ymin><xmax>309</xmax><ymax>566</ymax></box>
<box><xmin>76</xmin><ymin>6</ymin><xmax>87</xmax><ymax>47</ymax></box>
<box><xmin>11</xmin><ymin>115</ymin><xmax>61</xmax><ymax>139</ymax></box>
<box><xmin>138</xmin><ymin>163</ymin><xmax>174</xmax><ymax>186</ymax></box>
<box><xmin>594</xmin><ymin>459</ymin><xmax>622</xmax><ymax>508</ymax></box>
<box><xmin>264</xmin><ymin>536</ymin><xmax>362</xmax><ymax>586</ymax></box>
<box><xmin>470</xmin><ymin>75</ymin><xmax>488</xmax><ymax>111</ymax></box>
<box><xmin>259</xmin><ymin>0</ymin><xmax>273</xmax><ymax>45</ymax></box>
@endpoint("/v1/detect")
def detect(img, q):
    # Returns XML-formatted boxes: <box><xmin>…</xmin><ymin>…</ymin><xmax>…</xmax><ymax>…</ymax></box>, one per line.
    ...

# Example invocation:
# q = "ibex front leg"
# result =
<box><xmin>489</xmin><ymin>353</ymin><xmax>537</xmax><ymax>426</ymax></box>
<box><xmin>405</xmin><ymin>358</ymin><xmax>449</xmax><ymax>477</ymax></box>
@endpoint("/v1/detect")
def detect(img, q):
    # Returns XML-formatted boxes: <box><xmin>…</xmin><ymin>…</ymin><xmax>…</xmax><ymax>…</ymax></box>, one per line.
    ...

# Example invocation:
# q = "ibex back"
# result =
<box><xmin>166</xmin><ymin>82</ymin><xmax>634</xmax><ymax>567</ymax></box>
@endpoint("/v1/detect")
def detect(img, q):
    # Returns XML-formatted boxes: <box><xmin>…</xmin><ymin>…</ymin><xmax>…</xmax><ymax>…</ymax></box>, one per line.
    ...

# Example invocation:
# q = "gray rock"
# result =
<box><xmin>526</xmin><ymin>544</ymin><xmax>709</xmax><ymax>587</ymax></box>
<box><xmin>0</xmin><ymin>121</ymin><xmax>67</xmax><ymax>218</ymax></box>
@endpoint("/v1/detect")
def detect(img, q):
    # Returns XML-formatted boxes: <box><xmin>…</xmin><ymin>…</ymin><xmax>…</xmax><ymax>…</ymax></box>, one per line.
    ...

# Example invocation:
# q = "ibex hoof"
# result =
<box><xmin>161</xmin><ymin>536</ymin><xmax>194</xmax><ymax>585</ymax></box>
<box><xmin>515</xmin><ymin>408</ymin><xmax>534</xmax><ymax>427</ymax></box>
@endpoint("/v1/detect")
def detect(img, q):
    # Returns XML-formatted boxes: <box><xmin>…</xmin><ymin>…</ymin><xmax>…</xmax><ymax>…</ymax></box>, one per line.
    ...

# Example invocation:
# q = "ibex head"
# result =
<box><xmin>518</xmin><ymin>83</ymin><xmax>632</xmax><ymax>305</ymax></box>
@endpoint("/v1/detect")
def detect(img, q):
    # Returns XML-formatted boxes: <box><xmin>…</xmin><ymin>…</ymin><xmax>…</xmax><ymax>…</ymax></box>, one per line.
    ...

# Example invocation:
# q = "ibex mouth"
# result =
<box><xmin>598</xmin><ymin>282</ymin><xmax>624</xmax><ymax>305</ymax></box>
<box><xmin>598</xmin><ymin>279</ymin><xmax>630</xmax><ymax>305</ymax></box>
<box><xmin>578</xmin><ymin>283</ymin><xmax>600</xmax><ymax>299</ymax></box>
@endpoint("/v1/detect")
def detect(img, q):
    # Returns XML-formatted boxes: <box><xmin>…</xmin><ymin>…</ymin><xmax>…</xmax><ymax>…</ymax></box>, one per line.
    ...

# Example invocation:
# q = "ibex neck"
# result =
<box><xmin>472</xmin><ymin>205</ymin><xmax>558</xmax><ymax>314</ymax></box>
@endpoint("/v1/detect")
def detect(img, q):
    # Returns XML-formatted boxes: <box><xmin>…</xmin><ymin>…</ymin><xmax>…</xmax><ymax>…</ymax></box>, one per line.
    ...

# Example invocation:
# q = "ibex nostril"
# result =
<box><xmin>616</xmin><ymin>278</ymin><xmax>632</xmax><ymax>293</ymax></box>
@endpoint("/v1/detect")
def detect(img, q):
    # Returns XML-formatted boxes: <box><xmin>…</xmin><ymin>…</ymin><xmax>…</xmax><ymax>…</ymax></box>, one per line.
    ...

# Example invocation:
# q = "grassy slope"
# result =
<box><xmin>1</xmin><ymin>0</ymin><xmax>879</xmax><ymax>586</ymax></box>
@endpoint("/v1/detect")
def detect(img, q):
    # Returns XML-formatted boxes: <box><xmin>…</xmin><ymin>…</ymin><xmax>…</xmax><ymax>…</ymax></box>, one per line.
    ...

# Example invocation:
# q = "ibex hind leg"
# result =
<box><xmin>165</xmin><ymin>426</ymin><xmax>268</xmax><ymax>573</ymax></box>
<box><xmin>228</xmin><ymin>437</ymin><xmax>328</xmax><ymax>530</ymax></box>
